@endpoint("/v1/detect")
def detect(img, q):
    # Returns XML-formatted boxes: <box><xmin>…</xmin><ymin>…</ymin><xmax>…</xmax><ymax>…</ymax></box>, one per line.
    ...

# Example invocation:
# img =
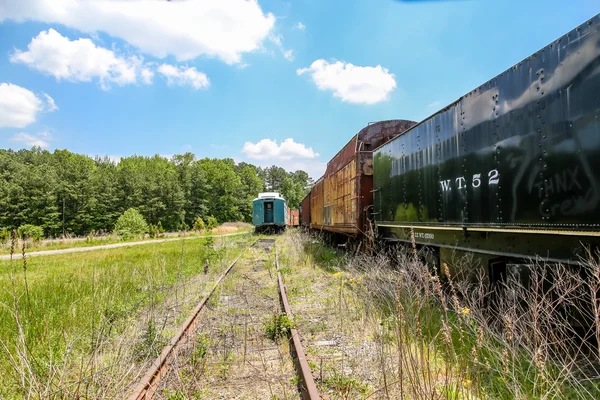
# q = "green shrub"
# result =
<box><xmin>178</xmin><ymin>221</ymin><xmax>189</xmax><ymax>231</ymax></box>
<box><xmin>206</xmin><ymin>216</ymin><xmax>218</xmax><ymax>230</ymax></box>
<box><xmin>0</xmin><ymin>228</ymin><xmax>9</xmax><ymax>242</ymax></box>
<box><xmin>148</xmin><ymin>221</ymin><xmax>165</xmax><ymax>238</ymax></box>
<box><xmin>114</xmin><ymin>208</ymin><xmax>148</xmax><ymax>239</ymax></box>
<box><xmin>264</xmin><ymin>313</ymin><xmax>294</xmax><ymax>341</ymax></box>
<box><xmin>17</xmin><ymin>224</ymin><xmax>44</xmax><ymax>241</ymax></box>
<box><xmin>193</xmin><ymin>217</ymin><xmax>206</xmax><ymax>232</ymax></box>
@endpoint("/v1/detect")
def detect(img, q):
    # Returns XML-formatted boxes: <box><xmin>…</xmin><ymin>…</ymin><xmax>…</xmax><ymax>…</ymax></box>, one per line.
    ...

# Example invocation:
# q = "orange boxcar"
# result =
<box><xmin>300</xmin><ymin>193</ymin><xmax>311</xmax><ymax>227</ymax></box>
<box><xmin>310</xmin><ymin>177</ymin><xmax>325</xmax><ymax>229</ymax></box>
<box><xmin>311</xmin><ymin>120</ymin><xmax>416</xmax><ymax>237</ymax></box>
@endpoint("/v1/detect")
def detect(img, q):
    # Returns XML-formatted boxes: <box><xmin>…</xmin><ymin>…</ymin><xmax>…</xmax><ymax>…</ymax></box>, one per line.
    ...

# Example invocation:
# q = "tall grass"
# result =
<box><xmin>0</xmin><ymin>234</ymin><xmax>252</xmax><ymax>399</ymax></box>
<box><xmin>293</xmin><ymin>228</ymin><xmax>600</xmax><ymax>399</ymax></box>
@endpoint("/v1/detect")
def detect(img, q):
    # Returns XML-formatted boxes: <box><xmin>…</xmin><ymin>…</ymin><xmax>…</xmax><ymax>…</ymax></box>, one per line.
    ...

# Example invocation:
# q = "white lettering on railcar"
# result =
<box><xmin>439</xmin><ymin>169</ymin><xmax>500</xmax><ymax>191</ymax></box>
<box><xmin>414</xmin><ymin>232</ymin><xmax>434</xmax><ymax>240</ymax></box>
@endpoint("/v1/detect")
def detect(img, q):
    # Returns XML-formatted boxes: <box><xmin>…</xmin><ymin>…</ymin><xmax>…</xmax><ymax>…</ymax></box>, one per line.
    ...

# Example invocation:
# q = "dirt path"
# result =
<box><xmin>0</xmin><ymin>231</ymin><xmax>251</xmax><ymax>260</ymax></box>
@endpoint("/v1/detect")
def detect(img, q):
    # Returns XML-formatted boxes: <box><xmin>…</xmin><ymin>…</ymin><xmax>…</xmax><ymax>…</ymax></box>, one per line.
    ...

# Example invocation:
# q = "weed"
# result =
<box><xmin>191</xmin><ymin>333</ymin><xmax>210</xmax><ymax>365</ymax></box>
<box><xmin>164</xmin><ymin>390</ymin><xmax>186</xmax><ymax>400</ymax></box>
<box><xmin>135</xmin><ymin>318</ymin><xmax>165</xmax><ymax>361</ymax></box>
<box><xmin>323</xmin><ymin>369</ymin><xmax>369</xmax><ymax>397</ymax></box>
<box><xmin>264</xmin><ymin>313</ymin><xmax>295</xmax><ymax>341</ymax></box>
<box><xmin>219</xmin><ymin>352</ymin><xmax>235</xmax><ymax>379</ymax></box>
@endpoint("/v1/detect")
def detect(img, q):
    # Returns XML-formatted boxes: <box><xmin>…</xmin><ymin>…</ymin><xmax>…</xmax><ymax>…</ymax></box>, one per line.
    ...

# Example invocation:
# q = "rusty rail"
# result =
<box><xmin>127</xmin><ymin>243</ymin><xmax>253</xmax><ymax>400</ymax></box>
<box><xmin>276</xmin><ymin>247</ymin><xmax>321</xmax><ymax>400</ymax></box>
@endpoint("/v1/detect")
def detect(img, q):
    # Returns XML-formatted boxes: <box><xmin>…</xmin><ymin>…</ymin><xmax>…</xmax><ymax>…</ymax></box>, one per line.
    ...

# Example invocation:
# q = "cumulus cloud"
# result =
<box><xmin>242</xmin><ymin>138</ymin><xmax>319</xmax><ymax>160</ymax></box>
<box><xmin>0</xmin><ymin>82</ymin><xmax>56</xmax><ymax>128</ymax></box>
<box><xmin>11</xmin><ymin>29</ymin><xmax>211</xmax><ymax>90</ymax></box>
<box><xmin>10</xmin><ymin>131</ymin><xmax>52</xmax><ymax>148</ymax></box>
<box><xmin>297</xmin><ymin>59</ymin><xmax>397</xmax><ymax>104</ymax></box>
<box><xmin>0</xmin><ymin>0</ymin><xmax>276</xmax><ymax>64</ymax></box>
<box><xmin>141</xmin><ymin>68</ymin><xmax>154</xmax><ymax>85</ymax></box>
<box><xmin>11</xmin><ymin>29</ymin><xmax>144</xmax><ymax>89</ymax></box>
<box><xmin>157</xmin><ymin>64</ymin><xmax>210</xmax><ymax>90</ymax></box>
<box><xmin>296</xmin><ymin>22</ymin><xmax>306</xmax><ymax>31</ymax></box>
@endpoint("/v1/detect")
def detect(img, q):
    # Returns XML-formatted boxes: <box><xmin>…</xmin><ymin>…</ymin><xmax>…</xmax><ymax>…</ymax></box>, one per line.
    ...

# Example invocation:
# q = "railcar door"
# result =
<box><xmin>264</xmin><ymin>202</ymin><xmax>274</xmax><ymax>223</ymax></box>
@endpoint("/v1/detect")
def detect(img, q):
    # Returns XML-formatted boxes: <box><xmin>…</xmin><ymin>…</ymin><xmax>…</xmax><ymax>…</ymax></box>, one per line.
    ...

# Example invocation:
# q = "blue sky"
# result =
<box><xmin>0</xmin><ymin>0</ymin><xmax>598</xmax><ymax>178</ymax></box>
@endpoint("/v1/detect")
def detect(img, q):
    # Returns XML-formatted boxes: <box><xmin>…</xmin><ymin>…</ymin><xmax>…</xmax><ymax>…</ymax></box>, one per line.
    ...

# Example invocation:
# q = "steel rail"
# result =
<box><xmin>276</xmin><ymin>247</ymin><xmax>321</xmax><ymax>400</ymax></box>
<box><xmin>127</xmin><ymin>241</ymin><xmax>255</xmax><ymax>400</ymax></box>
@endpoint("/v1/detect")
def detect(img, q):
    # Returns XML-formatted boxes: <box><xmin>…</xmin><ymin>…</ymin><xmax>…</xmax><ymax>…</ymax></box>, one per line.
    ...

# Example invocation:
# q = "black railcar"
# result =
<box><xmin>373</xmin><ymin>13</ymin><xmax>600</xmax><ymax>277</ymax></box>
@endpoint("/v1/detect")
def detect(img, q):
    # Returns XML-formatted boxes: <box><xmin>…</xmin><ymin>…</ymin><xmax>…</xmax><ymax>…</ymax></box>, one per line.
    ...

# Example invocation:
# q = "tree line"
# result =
<box><xmin>0</xmin><ymin>147</ymin><xmax>313</xmax><ymax>237</ymax></box>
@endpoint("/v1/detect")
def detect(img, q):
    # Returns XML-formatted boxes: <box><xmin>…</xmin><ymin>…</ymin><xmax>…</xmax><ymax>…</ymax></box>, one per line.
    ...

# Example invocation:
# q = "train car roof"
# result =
<box><xmin>253</xmin><ymin>192</ymin><xmax>285</xmax><ymax>202</ymax></box>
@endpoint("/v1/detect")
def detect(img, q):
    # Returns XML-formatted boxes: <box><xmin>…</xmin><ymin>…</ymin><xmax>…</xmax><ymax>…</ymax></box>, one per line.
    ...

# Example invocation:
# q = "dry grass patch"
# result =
<box><xmin>280</xmin><ymin>229</ymin><xmax>600</xmax><ymax>399</ymax></box>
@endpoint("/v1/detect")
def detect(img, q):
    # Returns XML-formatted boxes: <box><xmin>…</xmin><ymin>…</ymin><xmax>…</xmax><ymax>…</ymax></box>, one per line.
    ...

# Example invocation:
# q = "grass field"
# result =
<box><xmin>0</xmin><ymin>223</ymin><xmax>253</xmax><ymax>255</ymax></box>
<box><xmin>0</xmin><ymin>233</ymin><xmax>254</xmax><ymax>398</ymax></box>
<box><xmin>3</xmin><ymin>228</ymin><xmax>599</xmax><ymax>399</ymax></box>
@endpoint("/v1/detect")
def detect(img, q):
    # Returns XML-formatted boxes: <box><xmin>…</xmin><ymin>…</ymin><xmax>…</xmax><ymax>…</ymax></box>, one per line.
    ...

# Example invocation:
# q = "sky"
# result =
<box><xmin>0</xmin><ymin>0</ymin><xmax>598</xmax><ymax>178</ymax></box>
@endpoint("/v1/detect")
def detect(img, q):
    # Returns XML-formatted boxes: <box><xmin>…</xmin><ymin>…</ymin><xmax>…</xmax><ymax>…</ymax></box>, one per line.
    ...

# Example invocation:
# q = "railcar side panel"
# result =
<box><xmin>311</xmin><ymin>178</ymin><xmax>324</xmax><ymax>228</ymax></box>
<box><xmin>312</xmin><ymin>120</ymin><xmax>417</xmax><ymax>237</ymax></box>
<box><xmin>374</xmin><ymin>13</ymin><xmax>600</xmax><ymax>264</ymax></box>
<box><xmin>300</xmin><ymin>193</ymin><xmax>311</xmax><ymax>227</ymax></box>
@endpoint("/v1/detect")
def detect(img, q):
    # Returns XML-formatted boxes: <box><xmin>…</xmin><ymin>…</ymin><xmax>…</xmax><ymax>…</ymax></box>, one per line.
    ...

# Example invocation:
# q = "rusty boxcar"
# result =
<box><xmin>300</xmin><ymin>192</ymin><xmax>311</xmax><ymax>227</ymax></box>
<box><xmin>288</xmin><ymin>209</ymin><xmax>299</xmax><ymax>227</ymax></box>
<box><xmin>310</xmin><ymin>120</ymin><xmax>416</xmax><ymax>238</ymax></box>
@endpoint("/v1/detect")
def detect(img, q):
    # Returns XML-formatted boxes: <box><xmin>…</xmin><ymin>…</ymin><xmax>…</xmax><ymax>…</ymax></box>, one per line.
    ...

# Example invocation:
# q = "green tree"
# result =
<box><xmin>17</xmin><ymin>224</ymin><xmax>44</xmax><ymax>241</ymax></box>
<box><xmin>236</xmin><ymin>163</ymin><xmax>263</xmax><ymax>223</ymax></box>
<box><xmin>0</xmin><ymin>147</ymin><xmax>315</xmax><ymax>236</ymax></box>
<box><xmin>114</xmin><ymin>208</ymin><xmax>148</xmax><ymax>239</ymax></box>
<box><xmin>193</xmin><ymin>216</ymin><xmax>206</xmax><ymax>231</ymax></box>
<box><xmin>280</xmin><ymin>176</ymin><xmax>304</xmax><ymax>209</ymax></box>
<box><xmin>206</xmin><ymin>216</ymin><xmax>218</xmax><ymax>230</ymax></box>
<box><xmin>263</xmin><ymin>166</ymin><xmax>288</xmax><ymax>191</ymax></box>
<box><xmin>198</xmin><ymin>158</ymin><xmax>243</xmax><ymax>222</ymax></box>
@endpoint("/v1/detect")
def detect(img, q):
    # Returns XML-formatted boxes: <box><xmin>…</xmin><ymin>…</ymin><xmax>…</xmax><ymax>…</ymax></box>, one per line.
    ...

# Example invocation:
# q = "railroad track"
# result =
<box><xmin>128</xmin><ymin>238</ymin><xmax>319</xmax><ymax>400</ymax></box>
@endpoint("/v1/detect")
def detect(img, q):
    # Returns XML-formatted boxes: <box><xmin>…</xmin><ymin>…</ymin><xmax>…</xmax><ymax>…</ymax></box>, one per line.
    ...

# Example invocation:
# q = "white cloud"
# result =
<box><xmin>269</xmin><ymin>33</ymin><xmax>294</xmax><ymax>62</ymax></box>
<box><xmin>141</xmin><ymin>68</ymin><xmax>154</xmax><ymax>85</ymax></box>
<box><xmin>0</xmin><ymin>0</ymin><xmax>276</xmax><ymax>65</ymax></box>
<box><xmin>296</xmin><ymin>22</ymin><xmax>306</xmax><ymax>31</ymax></box>
<box><xmin>11</xmin><ymin>29</ymin><xmax>144</xmax><ymax>89</ymax></box>
<box><xmin>283</xmin><ymin>50</ymin><xmax>294</xmax><ymax>61</ymax></box>
<box><xmin>242</xmin><ymin>138</ymin><xmax>319</xmax><ymax>161</ymax></box>
<box><xmin>43</xmin><ymin>93</ymin><xmax>58</xmax><ymax>111</ymax></box>
<box><xmin>0</xmin><ymin>82</ymin><xmax>57</xmax><ymax>128</ymax></box>
<box><xmin>428</xmin><ymin>100</ymin><xmax>441</xmax><ymax>108</ymax></box>
<box><xmin>10</xmin><ymin>131</ymin><xmax>51</xmax><ymax>148</ymax></box>
<box><xmin>297</xmin><ymin>59</ymin><xmax>397</xmax><ymax>104</ymax></box>
<box><xmin>11</xmin><ymin>30</ymin><xmax>211</xmax><ymax>90</ymax></box>
<box><xmin>157</xmin><ymin>64</ymin><xmax>210</xmax><ymax>90</ymax></box>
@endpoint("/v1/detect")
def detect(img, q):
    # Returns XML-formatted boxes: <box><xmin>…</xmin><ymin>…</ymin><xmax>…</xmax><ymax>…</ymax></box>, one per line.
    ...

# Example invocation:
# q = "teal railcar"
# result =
<box><xmin>253</xmin><ymin>192</ymin><xmax>288</xmax><ymax>233</ymax></box>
